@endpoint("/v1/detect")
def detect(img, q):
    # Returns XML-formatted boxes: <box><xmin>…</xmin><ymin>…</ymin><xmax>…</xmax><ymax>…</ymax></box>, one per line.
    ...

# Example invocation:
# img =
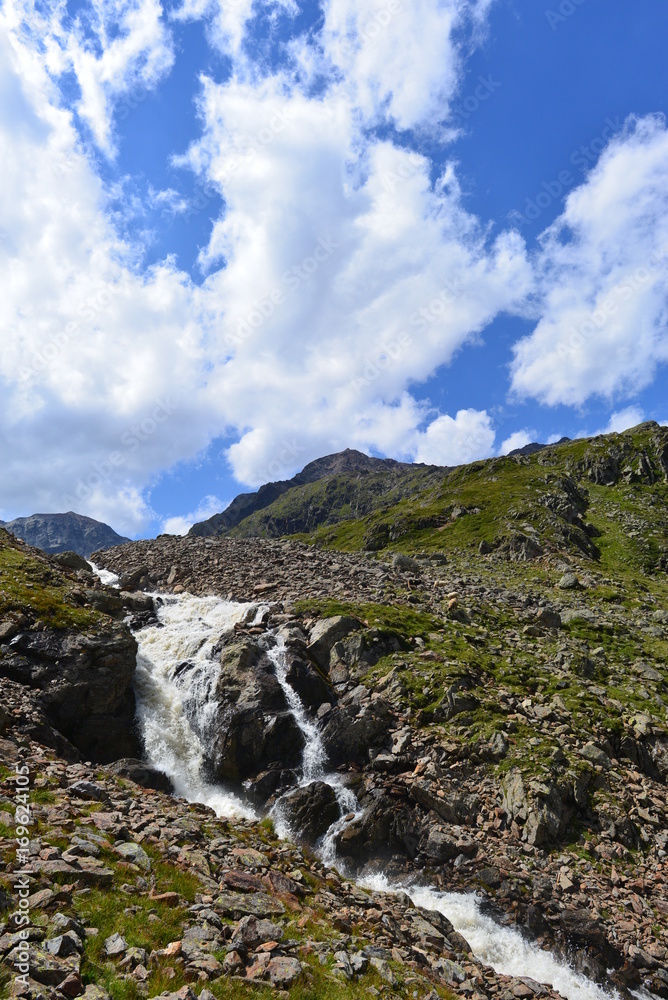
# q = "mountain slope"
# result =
<box><xmin>2</xmin><ymin>511</ymin><xmax>130</xmax><ymax>558</ymax></box>
<box><xmin>189</xmin><ymin>448</ymin><xmax>445</xmax><ymax>539</ymax></box>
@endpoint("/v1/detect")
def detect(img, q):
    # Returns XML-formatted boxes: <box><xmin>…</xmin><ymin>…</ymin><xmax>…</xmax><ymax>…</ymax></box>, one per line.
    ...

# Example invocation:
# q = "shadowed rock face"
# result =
<box><xmin>0</xmin><ymin>624</ymin><xmax>139</xmax><ymax>762</ymax></box>
<box><xmin>3</xmin><ymin>511</ymin><xmax>130</xmax><ymax>558</ymax></box>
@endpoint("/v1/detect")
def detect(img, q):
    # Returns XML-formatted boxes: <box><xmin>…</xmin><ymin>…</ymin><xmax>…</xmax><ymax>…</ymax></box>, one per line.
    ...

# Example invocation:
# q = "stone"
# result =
<box><xmin>105</xmin><ymin>758</ymin><xmax>173</xmax><ymax>793</ymax></box>
<box><xmin>307</xmin><ymin>616</ymin><xmax>361</xmax><ymax>670</ymax></box>
<box><xmin>104</xmin><ymin>933</ymin><xmax>127</xmax><ymax>957</ymax></box>
<box><xmin>229</xmin><ymin>915</ymin><xmax>283</xmax><ymax>955</ymax></box>
<box><xmin>277</xmin><ymin>781</ymin><xmax>340</xmax><ymax>842</ymax></box>
<box><xmin>558</xmin><ymin>572</ymin><xmax>579</xmax><ymax>590</ymax></box>
<box><xmin>68</xmin><ymin>781</ymin><xmax>110</xmax><ymax>804</ymax></box>
<box><xmin>536</xmin><ymin>608</ymin><xmax>562</xmax><ymax>629</ymax></box>
<box><xmin>115</xmin><ymin>842</ymin><xmax>152</xmax><ymax>870</ymax></box>
<box><xmin>215</xmin><ymin>892</ymin><xmax>285</xmax><ymax>918</ymax></box>
<box><xmin>580</xmin><ymin>743</ymin><xmax>612</xmax><ymax>769</ymax></box>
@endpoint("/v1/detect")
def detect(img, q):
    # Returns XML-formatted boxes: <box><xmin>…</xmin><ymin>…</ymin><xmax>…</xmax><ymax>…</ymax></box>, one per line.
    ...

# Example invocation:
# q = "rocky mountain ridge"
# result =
<box><xmin>1</xmin><ymin>514</ymin><xmax>130</xmax><ymax>559</ymax></box>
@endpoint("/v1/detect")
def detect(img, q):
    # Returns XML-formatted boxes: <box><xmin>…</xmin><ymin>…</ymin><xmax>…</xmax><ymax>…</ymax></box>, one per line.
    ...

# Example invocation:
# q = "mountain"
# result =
<box><xmin>189</xmin><ymin>448</ymin><xmax>446</xmax><ymax>538</ymax></box>
<box><xmin>2</xmin><ymin>510</ymin><xmax>130</xmax><ymax>558</ymax></box>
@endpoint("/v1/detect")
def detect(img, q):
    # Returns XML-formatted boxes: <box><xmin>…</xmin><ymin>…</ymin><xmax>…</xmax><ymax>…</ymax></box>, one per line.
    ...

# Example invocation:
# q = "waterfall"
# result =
<box><xmin>132</xmin><ymin>593</ymin><xmax>260</xmax><ymax>821</ymax></box>
<box><xmin>268</xmin><ymin>636</ymin><xmax>360</xmax><ymax>862</ymax></box>
<box><xmin>125</xmin><ymin>589</ymin><xmax>629</xmax><ymax>1000</ymax></box>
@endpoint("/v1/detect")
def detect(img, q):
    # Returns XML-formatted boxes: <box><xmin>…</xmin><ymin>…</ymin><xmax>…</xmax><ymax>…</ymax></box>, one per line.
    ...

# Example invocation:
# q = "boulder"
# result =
<box><xmin>321</xmin><ymin>694</ymin><xmax>393</xmax><ymax>766</ymax></box>
<box><xmin>206</xmin><ymin>639</ymin><xmax>305</xmax><ymax>782</ymax></box>
<box><xmin>307</xmin><ymin>617</ymin><xmax>361</xmax><ymax>671</ymax></box>
<box><xmin>0</xmin><ymin>625</ymin><xmax>139</xmax><ymax>762</ymax></box>
<box><xmin>52</xmin><ymin>551</ymin><xmax>92</xmax><ymax>573</ymax></box>
<box><xmin>283</xmin><ymin>651</ymin><xmax>331</xmax><ymax>710</ymax></box>
<box><xmin>229</xmin><ymin>915</ymin><xmax>283</xmax><ymax>955</ymax></box>
<box><xmin>277</xmin><ymin>781</ymin><xmax>340</xmax><ymax>842</ymax></box>
<box><xmin>105</xmin><ymin>758</ymin><xmax>173</xmax><ymax>793</ymax></box>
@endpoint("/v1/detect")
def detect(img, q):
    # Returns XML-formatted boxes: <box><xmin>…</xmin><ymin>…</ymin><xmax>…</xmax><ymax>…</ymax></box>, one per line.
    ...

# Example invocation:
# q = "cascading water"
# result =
<box><xmin>267</xmin><ymin>636</ymin><xmax>360</xmax><ymax>862</ymax></box>
<box><xmin>132</xmin><ymin>593</ymin><xmax>261</xmax><ymax>821</ymax></box>
<box><xmin>122</xmin><ymin>587</ymin><xmax>630</xmax><ymax>1000</ymax></box>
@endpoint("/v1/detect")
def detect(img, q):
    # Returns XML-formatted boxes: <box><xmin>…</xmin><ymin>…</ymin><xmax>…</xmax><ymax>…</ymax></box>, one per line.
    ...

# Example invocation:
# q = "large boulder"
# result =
<box><xmin>321</xmin><ymin>689</ymin><xmax>393</xmax><ymax>766</ymax></box>
<box><xmin>105</xmin><ymin>758</ymin><xmax>173</xmax><ymax>793</ymax></box>
<box><xmin>283</xmin><ymin>651</ymin><xmax>331</xmax><ymax>710</ymax></box>
<box><xmin>0</xmin><ymin>625</ymin><xmax>139</xmax><ymax>762</ymax></box>
<box><xmin>307</xmin><ymin>617</ymin><xmax>361</xmax><ymax>671</ymax></box>
<box><xmin>336</xmin><ymin>790</ymin><xmax>419</xmax><ymax>861</ymax></box>
<box><xmin>277</xmin><ymin>782</ymin><xmax>341</xmax><ymax>842</ymax></box>
<box><xmin>205</xmin><ymin>639</ymin><xmax>305</xmax><ymax>782</ymax></box>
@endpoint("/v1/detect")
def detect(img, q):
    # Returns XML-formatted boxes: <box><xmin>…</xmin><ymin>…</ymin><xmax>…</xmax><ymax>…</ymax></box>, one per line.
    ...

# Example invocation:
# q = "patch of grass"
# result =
<box><xmin>293</xmin><ymin>599</ymin><xmax>442</xmax><ymax>639</ymax></box>
<box><xmin>0</xmin><ymin>532</ymin><xmax>103</xmax><ymax>630</ymax></box>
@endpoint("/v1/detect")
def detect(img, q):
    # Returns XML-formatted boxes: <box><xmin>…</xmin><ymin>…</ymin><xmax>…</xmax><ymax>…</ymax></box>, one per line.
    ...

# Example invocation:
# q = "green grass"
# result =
<box><xmin>0</xmin><ymin>532</ymin><xmax>103</xmax><ymax>630</ymax></box>
<box><xmin>293</xmin><ymin>599</ymin><xmax>443</xmax><ymax>638</ymax></box>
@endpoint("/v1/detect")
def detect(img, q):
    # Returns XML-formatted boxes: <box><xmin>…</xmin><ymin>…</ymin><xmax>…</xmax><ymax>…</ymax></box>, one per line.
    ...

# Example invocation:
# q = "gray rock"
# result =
<box><xmin>277</xmin><ymin>781</ymin><xmax>340</xmax><ymax>842</ymax></box>
<box><xmin>536</xmin><ymin>608</ymin><xmax>562</xmax><ymax>629</ymax></box>
<box><xmin>558</xmin><ymin>572</ymin><xmax>580</xmax><ymax>590</ymax></box>
<box><xmin>115</xmin><ymin>842</ymin><xmax>152</xmax><ymax>870</ymax></box>
<box><xmin>307</xmin><ymin>616</ymin><xmax>361</xmax><ymax>670</ymax></box>
<box><xmin>105</xmin><ymin>758</ymin><xmax>173</xmax><ymax>793</ymax></box>
<box><xmin>579</xmin><ymin>743</ymin><xmax>612</xmax><ymax>769</ymax></box>
<box><xmin>68</xmin><ymin>781</ymin><xmax>111</xmax><ymax>804</ymax></box>
<box><xmin>104</xmin><ymin>933</ymin><xmax>127</xmax><ymax>957</ymax></box>
<box><xmin>229</xmin><ymin>915</ymin><xmax>283</xmax><ymax>955</ymax></box>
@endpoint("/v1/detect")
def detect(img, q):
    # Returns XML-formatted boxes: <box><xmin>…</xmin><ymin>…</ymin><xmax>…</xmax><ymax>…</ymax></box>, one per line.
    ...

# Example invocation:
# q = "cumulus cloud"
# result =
<box><xmin>510</xmin><ymin>115</ymin><xmax>668</xmax><ymax>408</ymax></box>
<box><xmin>413</xmin><ymin>409</ymin><xmax>495</xmax><ymax>466</ymax></box>
<box><xmin>161</xmin><ymin>495</ymin><xmax>226</xmax><ymax>536</ymax></box>
<box><xmin>499</xmin><ymin>429</ymin><xmax>536</xmax><ymax>455</ymax></box>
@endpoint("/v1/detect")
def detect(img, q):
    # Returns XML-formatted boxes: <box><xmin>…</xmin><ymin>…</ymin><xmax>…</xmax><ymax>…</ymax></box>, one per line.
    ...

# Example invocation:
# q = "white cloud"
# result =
<box><xmin>413</xmin><ymin>409</ymin><xmax>495</xmax><ymax>466</ymax></box>
<box><xmin>0</xmin><ymin>0</ymin><xmax>531</xmax><ymax>525</ymax></box>
<box><xmin>161</xmin><ymin>495</ymin><xmax>226</xmax><ymax>536</ymax></box>
<box><xmin>6</xmin><ymin>0</ymin><xmax>174</xmax><ymax>155</ymax></box>
<box><xmin>499</xmin><ymin>429</ymin><xmax>536</xmax><ymax>455</ymax></box>
<box><xmin>511</xmin><ymin>115</ymin><xmax>668</xmax><ymax>408</ymax></box>
<box><xmin>597</xmin><ymin>406</ymin><xmax>646</xmax><ymax>436</ymax></box>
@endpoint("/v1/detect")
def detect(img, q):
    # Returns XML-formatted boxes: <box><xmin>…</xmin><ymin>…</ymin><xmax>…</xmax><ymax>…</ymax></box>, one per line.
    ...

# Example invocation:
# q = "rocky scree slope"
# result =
<box><xmin>95</xmin><ymin>510</ymin><xmax>668</xmax><ymax>994</ymax></box>
<box><xmin>0</xmin><ymin>534</ymin><xmax>614</xmax><ymax>1000</ymax></box>
<box><xmin>0</xmin><ymin>515</ymin><xmax>130</xmax><ymax>559</ymax></box>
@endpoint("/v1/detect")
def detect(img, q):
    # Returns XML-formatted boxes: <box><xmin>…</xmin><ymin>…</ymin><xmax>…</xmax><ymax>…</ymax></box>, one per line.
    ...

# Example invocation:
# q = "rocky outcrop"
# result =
<box><xmin>205</xmin><ymin>639</ymin><xmax>305</xmax><ymax>784</ymax></box>
<box><xmin>276</xmin><ymin>782</ymin><xmax>340</xmax><ymax>842</ymax></box>
<box><xmin>0</xmin><ymin>623</ymin><xmax>139</xmax><ymax>762</ymax></box>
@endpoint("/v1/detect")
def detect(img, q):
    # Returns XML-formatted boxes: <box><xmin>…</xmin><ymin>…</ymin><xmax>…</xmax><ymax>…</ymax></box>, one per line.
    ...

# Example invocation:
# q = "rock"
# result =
<box><xmin>229</xmin><ymin>915</ymin><xmax>283</xmax><ymax>955</ymax></box>
<box><xmin>277</xmin><ymin>781</ymin><xmax>340</xmax><ymax>842</ymax></box>
<box><xmin>322</xmin><ymin>695</ymin><xmax>393</xmax><ymax>766</ymax></box>
<box><xmin>206</xmin><ymin>639</ymin><xmax>306</xmax><ymax>782</ymax></box>
<box><xmin>52</xmin><ymin>551</ymin><xmax>92</xmax><ymax>572</ymax></box>
<box><xmin>104</xmin><ymin>933</ymin><xmax>127</xmax><ymax>957</ymax></box>
<box><xmin>307</xmin><ymin>616</ymin><xmax>361</xmax><ymax>670</ymax></box>
<box><xmin>536</xmin><ymin>608</ymin><xmax>562</xmax><ymax>629</ymax></box>
<box><xmin>369</xmin><ymin>956</ymin><xmax>396</xmax><ymax>985</ymax></box>
<box><xmin>579</xmin><ymin>743</ymin><xmax>612</xmax><ymax>769</ymax></box>
<box><xmin>558</xmin><ymin>572</ymin><xmax>579</xmax><ymax>590</ymax></box>
<box><xmin>215</xmin><ymin>892</ymin><xmax>285</xmax><ymax>918</ymax></box>
<box><xmin>421</xmin><ymin>827</ymin><xmax>460</xmax><ymax>861</ymax></box>
<box><xmin>68</xmin><ymin>781</ymin><xmax>111</xmax><ymax>804</ymax></box>
<box><xmin>115</xmin><ymin>842</ymin><xmax>152</xmax><ymax>871</ymax></box>
<box><xmin>105</xmin><ymin>758</ymin><xmax>174</xmax><ymax>793</ymax></box>
<box><xmin>0</xmin><ymin>624</ymin><xmax>139</xmax><ymax>762</ymax></box>
<box><xmin>392</xmin><ymin>553</ymin><xmax>421</xmax><ymax>573</ymax></box>
<box><xmin>409</xmin><ymin>780</ymin><xmax>479</xmax><ymax>826</ymax></box>
<box><xmin>283</xmin><ymin>652</ymin><xmax>331</xmax><ymax>710</ymax></box>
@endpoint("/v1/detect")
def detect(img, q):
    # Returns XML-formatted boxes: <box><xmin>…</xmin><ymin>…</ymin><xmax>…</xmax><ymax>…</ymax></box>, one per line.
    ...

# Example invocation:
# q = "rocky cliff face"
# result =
<box><xmin>2</xmin><ymin>512</ymin><xmax>130</xmax><ymax>558</ymax></box>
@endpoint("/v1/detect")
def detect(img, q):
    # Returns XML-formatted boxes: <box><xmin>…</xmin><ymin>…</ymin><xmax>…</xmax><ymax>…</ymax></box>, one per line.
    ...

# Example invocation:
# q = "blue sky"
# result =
<box><xmin>0</xmin><ymin>0</ymin><xmax>667</xmax><ymax>536</ymax></box>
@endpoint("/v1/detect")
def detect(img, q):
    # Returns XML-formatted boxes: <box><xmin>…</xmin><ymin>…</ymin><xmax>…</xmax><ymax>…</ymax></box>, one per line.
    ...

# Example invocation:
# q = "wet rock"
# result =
<box><xmin>277</xmin><ymin>781</ymin><xmax>340</xmax><ymax>842</ymax></box>
<box><xmin>321</xmin><ymin>694</ymin><xmax>393</xmax><ymax>766</ymax></box>
<box><xmin>284</xmin><ymin>652</ymin><xmax>331</xmax><ymax>710</ymax></box>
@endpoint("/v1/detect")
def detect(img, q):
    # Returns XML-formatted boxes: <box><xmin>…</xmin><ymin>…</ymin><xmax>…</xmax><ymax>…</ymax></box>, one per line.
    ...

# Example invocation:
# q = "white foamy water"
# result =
<box><xmin>361</xmin><ymin>875</ymin><xmax>620</xmax><ymax>1000</ymax></box>
<box><xmin>268</xmin><ymin>636</ymin><xmax>360</xmax><ymax>860</ymax></box>
<box><xmin>88</xmin><ymin>562</ymin><xmax>120</xmax><ymax>587</ymax></box>
<box><xmin>133</xmin><ymin>593</ymin><xmax>261</xmax><ymax>821</ymax></box>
